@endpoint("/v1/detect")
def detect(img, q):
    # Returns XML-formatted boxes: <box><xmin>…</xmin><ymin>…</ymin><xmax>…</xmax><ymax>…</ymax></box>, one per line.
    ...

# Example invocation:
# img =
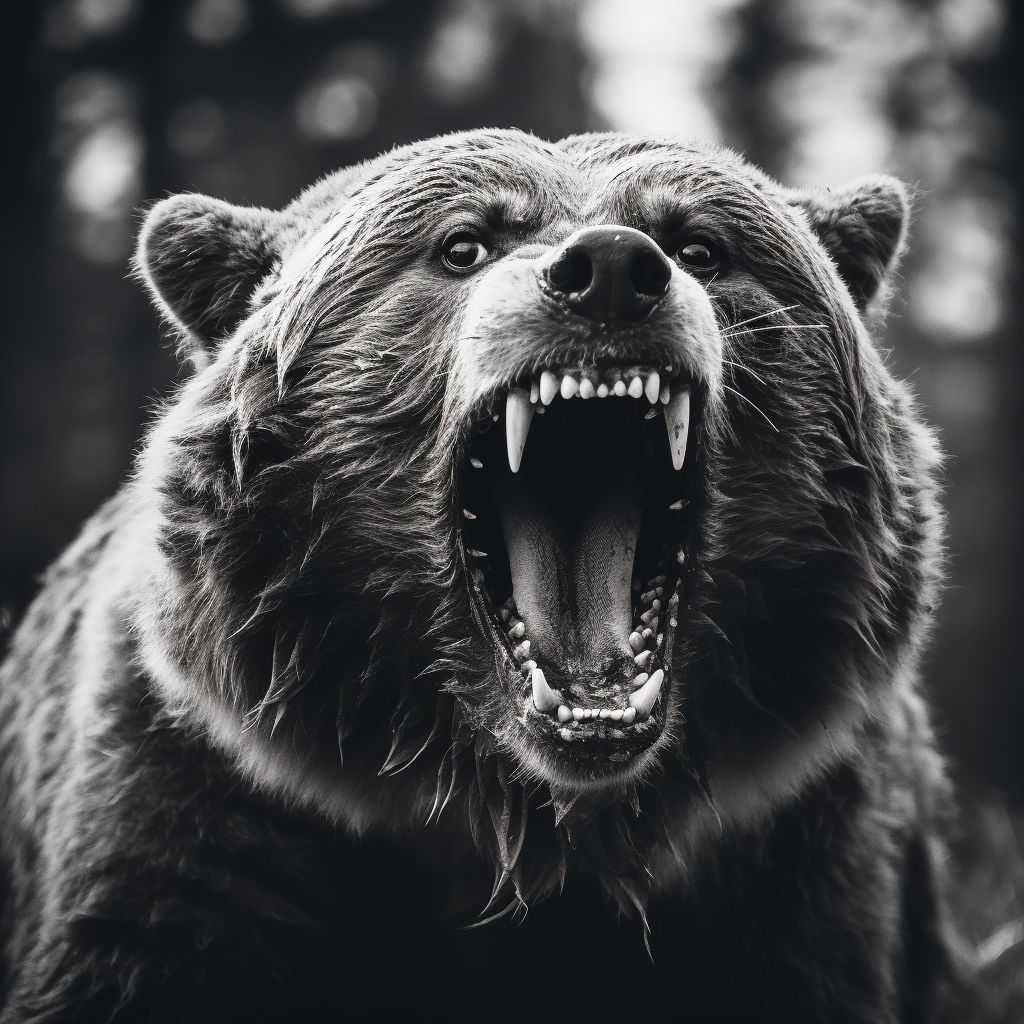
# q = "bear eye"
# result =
<box><xmin>441</xmin><ymin>232</ymin><xmax>490</xmax><ymax>273</ymax></box>
<box><xmin>675</xmin><ymin>239</ymin><xmax>721</xmax><ymax>274</ymax></box>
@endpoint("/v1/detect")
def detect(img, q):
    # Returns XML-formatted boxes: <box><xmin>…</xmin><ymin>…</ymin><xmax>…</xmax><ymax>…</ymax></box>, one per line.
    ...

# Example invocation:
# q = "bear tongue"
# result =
<box><xmin>490</xmin><ymin>464</ymin><xmax>643</xmax><ymax>675</ymax></box>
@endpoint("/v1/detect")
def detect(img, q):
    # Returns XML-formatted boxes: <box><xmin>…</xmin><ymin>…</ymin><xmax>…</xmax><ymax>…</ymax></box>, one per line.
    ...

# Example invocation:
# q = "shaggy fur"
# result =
<box><xmin>0</xmin><ymin>129</ymin><xmax>991</xmax><ymax>1021</ymax></box>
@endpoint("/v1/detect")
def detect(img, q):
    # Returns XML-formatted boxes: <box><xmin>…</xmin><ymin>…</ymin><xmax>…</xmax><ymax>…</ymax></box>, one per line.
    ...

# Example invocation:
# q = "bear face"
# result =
<box><xmin>130</xmin><ymin>129</ymin><xmax>938</xmax><ymax>911</ymax></box>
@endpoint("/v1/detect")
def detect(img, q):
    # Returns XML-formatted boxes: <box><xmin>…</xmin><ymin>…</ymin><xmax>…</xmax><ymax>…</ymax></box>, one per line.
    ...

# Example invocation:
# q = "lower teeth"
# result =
<box><xmin>505</xmin><ymin>573</ymin><xmax>670</xmax><ymax>727</ymax></box>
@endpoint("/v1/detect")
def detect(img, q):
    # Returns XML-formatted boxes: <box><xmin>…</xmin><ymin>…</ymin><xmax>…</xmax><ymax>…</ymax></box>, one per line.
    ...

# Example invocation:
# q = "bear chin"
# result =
<box><xmin>0</xmin><ymin>129</ymin><xmax>969</xmax><ymax>1021</ymax></box>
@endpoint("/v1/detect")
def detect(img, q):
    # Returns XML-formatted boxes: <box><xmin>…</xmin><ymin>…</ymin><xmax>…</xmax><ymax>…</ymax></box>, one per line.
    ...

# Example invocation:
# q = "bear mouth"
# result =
<box><xmin>459</xmin><ymin>363</ymin><xmax>698</xmax><ymax>766</ymax></box>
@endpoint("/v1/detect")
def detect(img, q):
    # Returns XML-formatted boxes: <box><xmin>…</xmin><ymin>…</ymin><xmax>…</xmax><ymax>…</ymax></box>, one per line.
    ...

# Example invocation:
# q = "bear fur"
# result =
<box><xmin>0</xmin><ymin>129</ymin><xmax>984</xmax><ymax>1021</ymax></box>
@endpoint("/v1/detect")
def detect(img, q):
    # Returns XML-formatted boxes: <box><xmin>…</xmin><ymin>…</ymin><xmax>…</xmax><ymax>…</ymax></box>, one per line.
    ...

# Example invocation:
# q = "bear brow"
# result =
<box><xmin>613</xmin><ymin>181</ymin><xmax>740</xmax><ymax>240</ymax></box>
<box><xmin>480</xmin><ymin>189</ymin><xmax>550</xmax><ymax>235</ymax></box>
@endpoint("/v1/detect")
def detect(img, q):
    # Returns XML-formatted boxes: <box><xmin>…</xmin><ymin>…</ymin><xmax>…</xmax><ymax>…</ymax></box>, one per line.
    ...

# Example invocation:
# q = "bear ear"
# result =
<box><xmin>135</xmin><ymin>194</ymin><xmax>294</xmax><ymax>360</ymax></box>
<box><xmin>790</xmin><ymin>175</ymin><xmax>912</xmax><ymax>310</ymax></box>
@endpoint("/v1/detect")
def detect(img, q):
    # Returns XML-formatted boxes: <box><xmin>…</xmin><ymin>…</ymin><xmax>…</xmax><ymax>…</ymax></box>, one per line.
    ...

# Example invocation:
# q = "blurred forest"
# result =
<box><xmin>2</xmin><ymin>0</ymin><xmax>1021</xmax><ymax>812</ymax></box>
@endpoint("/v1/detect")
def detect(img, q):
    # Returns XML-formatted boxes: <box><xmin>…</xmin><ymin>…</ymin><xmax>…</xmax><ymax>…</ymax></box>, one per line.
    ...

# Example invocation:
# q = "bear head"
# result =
<box><xmin>132</xmin><ymin>130</ymin><xmax>939</xmax><ymax>914</ymax></box>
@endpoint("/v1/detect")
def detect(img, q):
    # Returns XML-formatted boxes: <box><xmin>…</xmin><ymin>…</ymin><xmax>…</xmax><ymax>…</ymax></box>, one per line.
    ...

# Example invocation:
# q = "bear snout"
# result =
<box><xmin>540</xmin><ymin>224</ymin><xmax>674</xmax><ymax>325</ymax></box>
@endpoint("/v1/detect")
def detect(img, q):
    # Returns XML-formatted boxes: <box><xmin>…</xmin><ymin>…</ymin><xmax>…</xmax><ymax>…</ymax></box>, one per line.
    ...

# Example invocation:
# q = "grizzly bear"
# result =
<box><xmin>0</xmin><ymin>129</ymin><xmax>973</xmax><ymax>1021</ymax></box>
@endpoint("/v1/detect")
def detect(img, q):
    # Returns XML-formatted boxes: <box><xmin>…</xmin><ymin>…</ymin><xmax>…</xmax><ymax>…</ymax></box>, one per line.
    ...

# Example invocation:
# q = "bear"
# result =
<box><xmin>0</xmin><ymin>128</ymin><xmax>975</xmax><ymax>1022</ymax></box>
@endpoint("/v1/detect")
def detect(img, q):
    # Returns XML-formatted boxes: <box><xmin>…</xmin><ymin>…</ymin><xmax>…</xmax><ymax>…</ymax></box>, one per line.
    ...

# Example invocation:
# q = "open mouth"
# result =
<box><xmin>459</xmin><ymin>362</ymin><xmax>697</xmax><ymax>764</ymax></box>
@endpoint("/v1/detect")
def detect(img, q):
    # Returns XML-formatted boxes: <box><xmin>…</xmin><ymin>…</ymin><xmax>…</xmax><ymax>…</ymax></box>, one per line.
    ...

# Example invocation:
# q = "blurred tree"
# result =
<box><xmin>724</xmin><ymin>0</ymin><xmax>1023</xmax><ymax>799</ymax></box>
<box><xmin>0</xmin><ymin>0</ymin><xmax>595</xmax><ymax>634</ymax></box>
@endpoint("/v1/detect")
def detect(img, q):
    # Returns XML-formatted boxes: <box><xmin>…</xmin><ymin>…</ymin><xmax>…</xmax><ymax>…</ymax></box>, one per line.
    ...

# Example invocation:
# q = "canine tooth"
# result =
<box><xmin>467</xmin><ymin>549</ymin><xmax>488</xmax><ymax>558</ymax></box>
<box><xmin>560</xmin><ymin>375</ymin><xmax>579</xmax><ymax>400</ymax></box>
<box><xmin>629</xmin><ymin>668</ymin><xmax>664</xmax><ymax>718</ymax></box>
<box><xmin>664</xmin><ymin>387</ymin><xmax>691</xmax><ymax>471</ymax></box>
<box><xmin>505</xmin><ymin>389</ymin><xmax>534</xmax><ymax>474</ymax></box>
<box><xmin>613</xmin><ymin>380</ymin><xmax>627</xmax><ymax>397</ymax></box>
<box><xmin>610</xmin><ymin>709</ymin><xmax>623</xmax><ymax>721</ymax></box>
<box><xmin>627</xmin><ymin>376</ymin><xmax>644</xmax><ymax>399</ymax></box>
<box><xmin>513</xmin><ymin>640</ymin><xmax>531</xmax><ymax>660</ymax></box>
<box><xmin>557</xmin><ymin>705</ymin><xmax>572</xmax><ymax>723</ymax></box>
<box><xmin>629</xmin><ymin>631</ymin><xmax>645</xmax><ymax>652</ymax></box>
<box><xmin>579</xmin><ymin>378</ymin><xmax>595</xmax><ymax>399</ymax></box>
<box><xmin>644</xmin><ymin>407</ymin><xmax>658</xmax><ymax>420</ymax></box>
<box><xmin>634</xmin><ymin>650</ymin><xmax>652</xmax><ymax>670</ymax></box>
<box><xmin>510</xmin><ymin>620</ymin><xmax>526</xmax><ymax>638</ymax></box>
<box><xmin>597</xmin><ymin>383</ymin><xmax>609</xmax><ymax>398</ymax></box>
<box><xmin>622</xmin><ymin>707</ymin><xmax>637</xmax><ymax>724</ymax></box>
<box><xmin>599</xmin><ymin>708</ymin><xmax>611</xmax><ymax>719</ymax></box>
<box><xmin>572</xmin><ymin>707</ymin><xmax>585</xmax><ymax>721</ymax></box>
<box><xmin>530</xmin><ymin>380</ymin><xmax>540</xmax><ymax>403</ymax></box>
<box><xmin>540</xmin><ymin>370</ymin><xmax>559</xmax><ymax>405</ymax></box>
<box><xmin>660</xmin><ymin>382</ymin><xmax>671</xmax><ymax>405</ymax></box>
<box><xmin>645</xmin><ymin>372</ymin><xmax>660</xmax><ymax>404</ymax></box>
<box><xmin>531</xmin><ymin>667</ymin><xmax>560</xmax><ymax>713</ymax></box>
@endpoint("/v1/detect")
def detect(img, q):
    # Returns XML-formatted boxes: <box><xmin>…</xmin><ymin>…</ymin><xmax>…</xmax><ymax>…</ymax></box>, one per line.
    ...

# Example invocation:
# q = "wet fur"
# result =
<box><xmin>0</xmin><ymin>131</ymin><xmax>985</xmax><ymax>1021</ymax></box>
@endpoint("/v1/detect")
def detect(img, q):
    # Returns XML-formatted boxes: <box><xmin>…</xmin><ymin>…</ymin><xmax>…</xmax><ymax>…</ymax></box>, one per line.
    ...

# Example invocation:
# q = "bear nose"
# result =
<box><xmin>544</xmin><ymin>225</ymin><xmax>674</xmax><ymax>324</ymax></box>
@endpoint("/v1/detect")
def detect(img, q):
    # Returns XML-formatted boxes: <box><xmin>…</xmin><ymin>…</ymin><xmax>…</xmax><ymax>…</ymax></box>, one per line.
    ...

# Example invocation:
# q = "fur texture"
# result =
<box><xmin>0</xmin><ymin>130</ymin><xmax>988</xmax><ymax>1022</ymax></box>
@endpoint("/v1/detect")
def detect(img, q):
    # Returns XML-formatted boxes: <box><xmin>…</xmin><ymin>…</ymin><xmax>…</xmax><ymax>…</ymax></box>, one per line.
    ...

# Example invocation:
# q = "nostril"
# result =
<box><xmin>631</xmin><ymin>249</ymin><xmax>672</xmax><ymax>298</ymax></box>
<box><xmin>547</xmin><ymin>247</ymin><xmax>592</xmax><ymax>295</ymax></box>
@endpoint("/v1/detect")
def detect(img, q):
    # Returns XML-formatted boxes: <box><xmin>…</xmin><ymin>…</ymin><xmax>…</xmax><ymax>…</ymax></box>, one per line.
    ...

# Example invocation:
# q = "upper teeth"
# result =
<box><xmin>505</xmin><ymin>389</ymin><xmax>534</xmax><ymax>473</ymax></box>
<box><xmin>503</xmin><ymin>368</ymin><xmax>690</xmax><ymax>474</ymax></box>
<box><xmin>665</xmin><ymin>388</ymin><xmax>690</xmax><ymax>472</ymax></box>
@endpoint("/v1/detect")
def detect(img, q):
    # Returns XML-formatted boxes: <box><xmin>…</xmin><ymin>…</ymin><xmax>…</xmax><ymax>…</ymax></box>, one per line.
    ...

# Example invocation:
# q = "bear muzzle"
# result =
<box><xmin>451</xmin><ymin>227</ymin><xmax>720</xmax><ymax>770</ymax></box>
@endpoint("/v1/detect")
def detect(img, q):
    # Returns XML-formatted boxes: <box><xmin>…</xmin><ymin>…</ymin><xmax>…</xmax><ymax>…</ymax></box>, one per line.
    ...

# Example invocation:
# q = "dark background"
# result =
<box><xmin>2</xmin><ymin>0</ymin><xmax>1021</xmax><ymax>814</ymax></box>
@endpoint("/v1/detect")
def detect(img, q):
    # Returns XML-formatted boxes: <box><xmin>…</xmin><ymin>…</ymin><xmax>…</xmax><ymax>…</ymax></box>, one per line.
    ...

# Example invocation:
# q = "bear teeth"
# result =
<box><xmin>531</xmin><ymin>667</ymin><xmax>561</xmax><ymax>713</ymax></box>
<box><xmin>496</xmin><ymin>367</ymin><xmax>689</xmax><ymax>475</ymax></box>
<box><xmin>628</xmin><ymin>668</ymin><xmax>664</xmax><ymax>718</ymax></box>
<box><xmin>505</xmin><ymin>389</ymin><xmax>534</xmax><ymax>474</ymax></box>
<box><xmin>556</xmin><ymin>706</ymin><xmax>642</xmax><ymax>725</ymax></box>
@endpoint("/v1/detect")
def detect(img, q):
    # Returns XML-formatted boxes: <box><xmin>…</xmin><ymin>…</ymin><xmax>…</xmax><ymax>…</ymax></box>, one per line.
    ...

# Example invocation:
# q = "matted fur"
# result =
<box><xmin>0</xmin><ymin>130</ymin><xmax>986</xmax><ymax>1022</ymax></box>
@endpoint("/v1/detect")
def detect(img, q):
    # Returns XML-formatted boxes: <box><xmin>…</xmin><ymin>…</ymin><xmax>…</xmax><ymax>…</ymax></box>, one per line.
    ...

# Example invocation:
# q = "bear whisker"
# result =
<box><xmin>720</xmin><ymin>303</ymin><xmax>799</xmax><ymax>331</ymax></box>
<box><xmin>722</xmin><ymin>383</ymin><xmax>780</xmax><ymax>432</ymax></box>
